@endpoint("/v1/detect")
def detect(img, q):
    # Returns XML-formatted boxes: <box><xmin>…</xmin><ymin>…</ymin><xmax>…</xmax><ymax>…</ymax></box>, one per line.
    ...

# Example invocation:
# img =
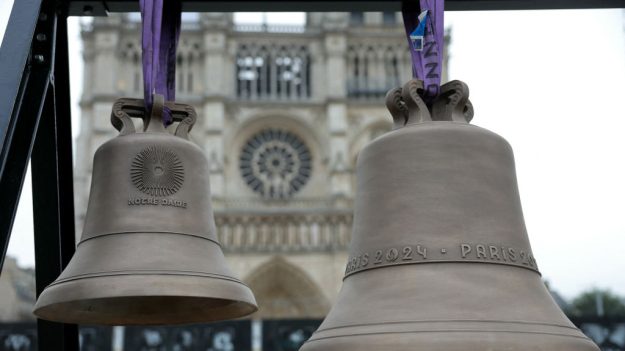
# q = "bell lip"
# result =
<box><xmin>300</xmin><ymin>330</ymin><xmax>600</xmax><ymax>351</ymax></box>
<box><xmin>33</xmin><ymin>273</ymin><xmax>258</xmax><ymax>325</ymax></box>
<box><xmin>305</xmin><ymin>265</ymin><xmax>595</xmax><ymax>347</ymax></box>
<box><xmin>33</xmin><ymin>298</ymin><xmax>258</xmax><ymax>326</ymax></box>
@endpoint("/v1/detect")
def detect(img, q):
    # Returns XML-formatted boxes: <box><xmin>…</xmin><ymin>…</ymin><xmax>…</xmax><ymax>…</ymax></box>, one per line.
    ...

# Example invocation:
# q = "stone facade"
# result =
<box><xmin>76</xmin><ymin>12</ymin><xmax>448</xmax><ymax>319</ymax></box>
<box><xmin>0</xmin><ymin>257</ymin><xmax>36</xmax><ymax>322</ymax></box>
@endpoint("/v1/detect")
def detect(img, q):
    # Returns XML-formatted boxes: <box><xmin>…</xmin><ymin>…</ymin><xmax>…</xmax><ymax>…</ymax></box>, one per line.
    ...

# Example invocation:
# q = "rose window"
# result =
<box><xmin>239</xmin><ymin>129</ymin><xmax>312</xmax><ymax>199</ymax></box>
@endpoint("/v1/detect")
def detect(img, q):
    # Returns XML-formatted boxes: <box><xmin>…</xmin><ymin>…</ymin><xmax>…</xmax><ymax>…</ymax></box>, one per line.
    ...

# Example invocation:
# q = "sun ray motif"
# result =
<box><xmin>131</xmin><ymin>146</ymin><xmax>185</xmax><ymax>196</ymax></box>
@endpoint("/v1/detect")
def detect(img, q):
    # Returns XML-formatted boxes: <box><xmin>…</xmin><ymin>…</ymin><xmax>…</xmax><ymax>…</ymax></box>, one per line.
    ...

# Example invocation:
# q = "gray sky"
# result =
<box><xmin>1</xmin><ymin>4</ymin><xmax>624</xmax><ymax>300</ymax></box>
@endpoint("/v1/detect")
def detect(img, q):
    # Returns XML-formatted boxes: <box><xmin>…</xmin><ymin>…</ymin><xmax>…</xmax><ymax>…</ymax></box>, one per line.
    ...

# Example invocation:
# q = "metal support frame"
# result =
<box><xmin>66</xmin><ymin>0</ymin><xmax>625</xmax><ymax>15</ymax></box>
<box><xmin>0</xmin><ymin>0</ymin><xmax>624</xmax><ymax>350</ymax></box>
<box><xmin>0</xmin><ymin>0</ymin><xmax>45</xmax><ymax>270</ymax></box>
<box><xmin>32</xmin><ymin>85</ymin><xmax>79</xmax><ymax>351</ymax></box>
<box><xmin>0</xmin><ymin>0</ymin><xmax>79</xmax><ymax>349</ymax></box>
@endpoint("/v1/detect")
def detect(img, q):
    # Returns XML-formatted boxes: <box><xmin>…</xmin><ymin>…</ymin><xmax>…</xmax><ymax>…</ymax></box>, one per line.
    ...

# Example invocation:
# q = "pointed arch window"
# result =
<box><xmin>236</xmin><ymin>44</ymin><xmax>311</xmax><ymax>100</ymax></box>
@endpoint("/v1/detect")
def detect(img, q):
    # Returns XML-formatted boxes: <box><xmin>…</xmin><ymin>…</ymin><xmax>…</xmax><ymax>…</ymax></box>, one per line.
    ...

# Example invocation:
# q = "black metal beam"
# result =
<box><xmin>53</xmin><ymin>3</ymin><xmax>78</xmax><ymax>275</ymax></box>
<box><xmin>0</xmin><ymin>0</ymin><xmax>44</xmax><ymax>270</ymax></box>
<box><xmin>67</xmin><ymin>0</ymin><xmax>625</xmax><ymax>15</ymax></box>
<box><xmin>0</xmin><ymin>0</ymin><xmax>80</xmax><ymax>348</ymax></box>
<box><xmin>30</xmin><ymin>1</ymin><xmax>80</xmax><ymax>349</ymax></box>
<box><xmin>32</xmin><ymin>85</ymin><xmax>80</xmax><ymax>351</ymax></box>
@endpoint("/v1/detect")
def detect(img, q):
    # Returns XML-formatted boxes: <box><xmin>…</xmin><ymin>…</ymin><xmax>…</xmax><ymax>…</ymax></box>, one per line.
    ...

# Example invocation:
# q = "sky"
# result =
<box><xmin>1</xmin><ymin>4</ymin><xmax>624</xmax><ymax>301</ymax></box>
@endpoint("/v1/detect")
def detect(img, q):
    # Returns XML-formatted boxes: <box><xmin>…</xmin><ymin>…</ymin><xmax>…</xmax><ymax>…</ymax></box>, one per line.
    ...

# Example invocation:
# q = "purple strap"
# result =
<box><xmin>140</xmin><ymin>0</ymin><xmax>181</xmax><ymax>125</ymax></box>
<box><xmin>402</xmin><ymin>0</ymin><xmax>445</xmax><ymax>103</ymax></box>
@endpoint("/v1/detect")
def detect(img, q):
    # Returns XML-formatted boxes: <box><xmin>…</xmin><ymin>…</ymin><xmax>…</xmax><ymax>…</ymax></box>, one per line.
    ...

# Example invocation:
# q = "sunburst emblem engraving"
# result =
<box><xmin>131</xmin><ymin>146</ymin><xmax>184</xmax><ymax>196</ymax></box>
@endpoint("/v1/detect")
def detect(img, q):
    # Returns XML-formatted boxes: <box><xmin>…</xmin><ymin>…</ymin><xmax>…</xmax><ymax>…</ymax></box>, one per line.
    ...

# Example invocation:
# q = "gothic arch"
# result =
<box><xmin>245</xmin><ymin>257</ymin><xmax>330</xmax><ymax>319</ymax></box>
<box><xmin>231</xmin><ymin>112</ymin><xmax>325</xmax><ymax>158</ymax></box>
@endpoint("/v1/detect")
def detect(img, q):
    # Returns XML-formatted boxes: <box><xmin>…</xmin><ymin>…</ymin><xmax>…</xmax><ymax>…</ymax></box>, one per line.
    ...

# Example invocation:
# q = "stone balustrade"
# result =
<box><xmin>234</xmin><ymin>24</ymin><xmax>307</xmax><ymax>33</ymax></box>
<box><xmin>214</xmin><ymin>211</ymin><xmax>353</xmax><ymax>253</ymax></box>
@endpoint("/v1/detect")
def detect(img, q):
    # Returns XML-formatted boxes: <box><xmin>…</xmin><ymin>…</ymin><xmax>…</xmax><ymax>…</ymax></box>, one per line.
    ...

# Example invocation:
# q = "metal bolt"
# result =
<box><xmin>83</xmin><ymin>5</ymin><xmax>94</xmax><ymax>15</ymax></box>
<box><xmin>36</xmin><ymin>33</ymin><xmax>47</xmax><ymax>41</ymax></box>
<box><xmin>34</xmin><ymin>55</ymin><xmax>45</xmax><ymax>64</ymax></box>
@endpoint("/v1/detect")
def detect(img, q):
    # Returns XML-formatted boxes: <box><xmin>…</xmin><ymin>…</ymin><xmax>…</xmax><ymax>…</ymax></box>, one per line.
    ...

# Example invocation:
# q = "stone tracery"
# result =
<box><xmin>239</xmin><ymin>129</ymin><xmax>312</xmax><ymax>199</ymax></box>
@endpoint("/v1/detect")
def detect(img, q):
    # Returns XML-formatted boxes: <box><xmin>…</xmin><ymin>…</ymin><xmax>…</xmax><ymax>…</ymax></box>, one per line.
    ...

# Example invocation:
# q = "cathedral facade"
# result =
<box><xmin>75</xmin><ymin>12</ymin><xmax>448</xmax><ymax>319</ymax></box>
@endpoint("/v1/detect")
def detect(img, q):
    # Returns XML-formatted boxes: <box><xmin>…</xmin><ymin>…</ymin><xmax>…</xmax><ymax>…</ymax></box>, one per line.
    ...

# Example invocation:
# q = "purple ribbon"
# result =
<box><xmin>140</xmin><ymin>0</ymin><xmax>181</xmax><ymax>125</ymax></box>
<box><xmin>402</xmin><ymin>0</ymin><xmax>445</xmax><ymax>103</ymax></box>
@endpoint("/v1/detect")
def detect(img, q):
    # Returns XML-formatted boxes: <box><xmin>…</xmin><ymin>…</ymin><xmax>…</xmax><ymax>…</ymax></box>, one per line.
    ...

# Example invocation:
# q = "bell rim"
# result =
<box><xmin>34</xmin><ymin>299</ymin><xmax>258</xmax><ymax>326</ymax></box>
<box><xmin>300</xmin><ymin>328</ymin><xmax>600</xmax><ymax>351</ymax></box>
<box><xmin>33</xmin><ymin>272</ymin><xmax>258</xmax><ymax>325</ymax></box>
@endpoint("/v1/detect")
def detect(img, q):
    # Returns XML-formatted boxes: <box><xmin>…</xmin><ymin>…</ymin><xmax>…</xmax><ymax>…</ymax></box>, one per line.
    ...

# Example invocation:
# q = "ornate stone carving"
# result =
<box><xmin>239</xmin><ymin>129</ymin><xmax>312</xmax><ymax>199</ymax></box>
<box><xmin>214</xmin><ymin>212</ymin><xmax>353</xmax><ymax>253</ymax></box>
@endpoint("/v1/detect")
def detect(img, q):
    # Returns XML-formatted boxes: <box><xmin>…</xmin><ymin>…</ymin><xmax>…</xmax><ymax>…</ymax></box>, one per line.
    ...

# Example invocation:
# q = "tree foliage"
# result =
<box><xmin>570</xmin><ymin>288</ymin><xmax>625</xmax><ymax>317</ymax></box>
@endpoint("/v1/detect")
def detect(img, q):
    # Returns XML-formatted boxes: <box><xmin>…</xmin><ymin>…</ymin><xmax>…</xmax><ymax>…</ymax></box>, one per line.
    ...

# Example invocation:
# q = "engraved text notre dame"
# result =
<box><xmin>128</xmin><ymin>197</ymin><xmax>188</xmax><ymax>208</ymax></box>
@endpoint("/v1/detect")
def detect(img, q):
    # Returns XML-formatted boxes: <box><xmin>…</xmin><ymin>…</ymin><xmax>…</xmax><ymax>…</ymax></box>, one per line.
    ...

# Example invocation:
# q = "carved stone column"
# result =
<box><xmin>323</xmin><ymin>21</ymin><xmax>351</xmax><ymax>201</ymax></box>
<box><xmin>201</xmin><ymin>13</ymin><xmax>233</xmax><ymax>201</ymax></box>
<box><xmin>75</xmin><ymin>16</ymin><xmax>123</xmax><ymax>237</ymax></box>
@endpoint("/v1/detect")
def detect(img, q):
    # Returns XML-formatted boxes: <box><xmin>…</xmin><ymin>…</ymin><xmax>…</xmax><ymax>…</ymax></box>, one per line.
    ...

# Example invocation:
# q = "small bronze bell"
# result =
<box><xmin>300</xmin><ymin>80</ymin><xmax>598</xmax><ymax>351</ymax></box>
<box><xmin>34</xmin><ymin>95</ymin><xmax>257</xmax><ymax>325</ymax></box>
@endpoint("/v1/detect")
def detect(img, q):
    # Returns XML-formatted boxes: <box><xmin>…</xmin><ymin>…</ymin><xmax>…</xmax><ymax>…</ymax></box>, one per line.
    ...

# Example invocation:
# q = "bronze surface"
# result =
<box><xmin>300</xmin><ymin>80</ymin><xmax>599</xmax><ymax>351</ymax></box>
<box><xmin>33</xmin><ymin>95</ymin><xmax>257</xmax><ymax>325</ymax></box>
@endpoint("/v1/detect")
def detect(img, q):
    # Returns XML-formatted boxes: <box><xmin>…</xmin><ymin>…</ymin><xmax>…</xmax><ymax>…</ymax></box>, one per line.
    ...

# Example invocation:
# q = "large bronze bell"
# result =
<box><xmin>34</xmin><ymin>95</ymin><xmax>257</xmax><ymax>325</ymax></box>
<box><xmin>300</xmin><ymin>80</ymin><xmax>598</xmax><ymax>351</ymax></box>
